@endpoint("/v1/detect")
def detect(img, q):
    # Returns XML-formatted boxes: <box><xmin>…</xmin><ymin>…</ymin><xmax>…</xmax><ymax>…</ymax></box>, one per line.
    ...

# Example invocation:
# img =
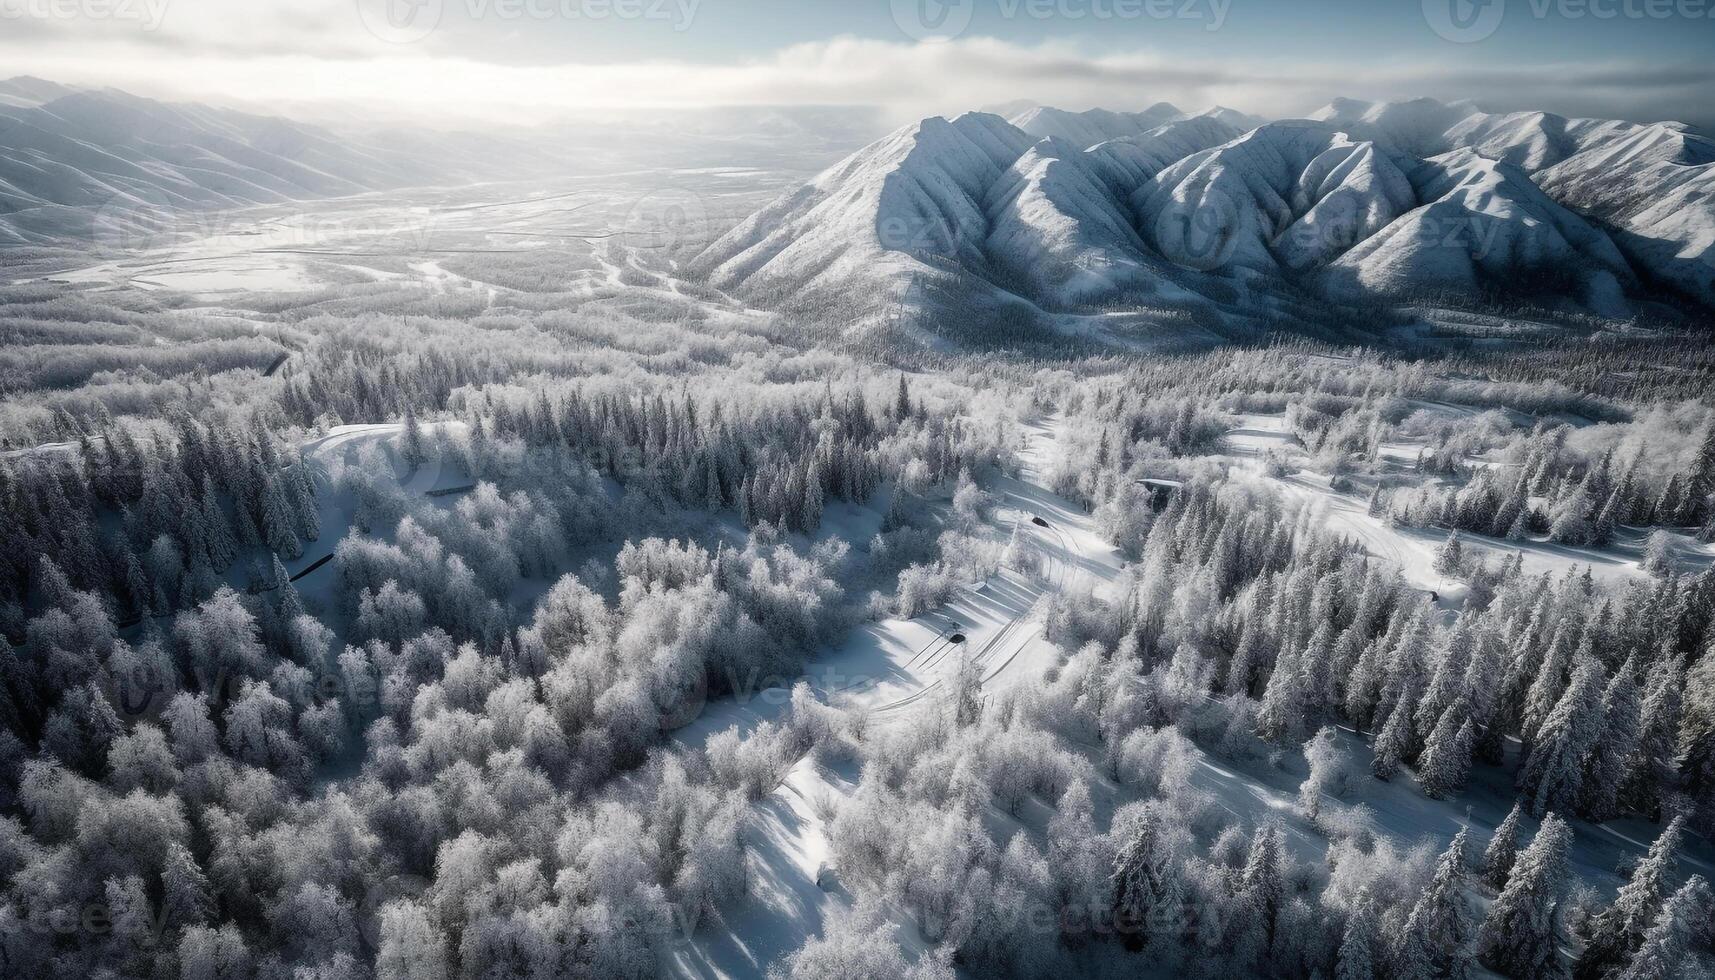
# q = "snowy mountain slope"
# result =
<box><xmin>1083</xmin><ymin>117</ymin><xmax>1243</xmax><ymax>191</ymax></box>
<box><xmin>983</xmin><ymin>137</ymin><xmax>1163</xmax><ymax>305</ymax></box>
<box><xmin>1535</xmin><ymin>130</ymin><xmax>1715</xmax><ymax>307</ymax></box>
<box><xmin>690</xmin><ymin>112</ymin><xmax>1033</xmax><ymax>315</ymax></box>
<box><xmin>1313</xmin><ymin>97</ymin><xmax>1715</xmax><ymax>307</ymax></box>
<box><xmin>0</xmin><ymin>82</ymin><xmax>575</xmax><ymax>246</ymax></box>
<box><xmin>1132</xmin><ymin>120</ymin><xmax>1418</xmax><ymax>276</ymax></box>
<box><xmin>1009</xmin><ymin>103</ymin><xmax>1186</xmax><ymax>148</ymax></box>
<box><xmin>694</xmin><ymin>98</ymin><xmax>1715</xmax><ymax>346</ymax></box>
<box><xmin>1323</xmin><ymin>149</ymin><xmax>1635</xmax><ymax>314</ymax></box>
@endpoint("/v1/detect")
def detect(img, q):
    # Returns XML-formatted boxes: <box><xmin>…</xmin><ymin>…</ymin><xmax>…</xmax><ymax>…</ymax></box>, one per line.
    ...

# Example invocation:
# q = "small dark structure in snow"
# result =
<box><xmin>1139</xmin><ymin>478</ymin><xmax>1183</xmax><ymax>512</ymax></box>
<box><xmin>1031</xmin><ymin>516</ymin><xmax>1050</xmax><ymax>528</ymax></box>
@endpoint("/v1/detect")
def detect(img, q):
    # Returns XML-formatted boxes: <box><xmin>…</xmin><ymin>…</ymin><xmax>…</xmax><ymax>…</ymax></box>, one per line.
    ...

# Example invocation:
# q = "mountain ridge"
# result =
<box><xmin>693</xmin><ymin>96</ymin><xmax>1715</xmax><ymax>347</ymax></box>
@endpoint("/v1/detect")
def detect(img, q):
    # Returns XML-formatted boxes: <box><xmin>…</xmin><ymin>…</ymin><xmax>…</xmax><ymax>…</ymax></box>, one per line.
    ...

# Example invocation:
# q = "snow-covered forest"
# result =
<box><xmin>3</xmin><ymin>68</ymin><xmax>1715</xmax><ymax>980</ymax></box>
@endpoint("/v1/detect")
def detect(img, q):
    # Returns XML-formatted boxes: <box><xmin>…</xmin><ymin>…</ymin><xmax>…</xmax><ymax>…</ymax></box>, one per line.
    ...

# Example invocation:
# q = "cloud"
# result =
<box><xmin>0</xmin><ymin>23</ymin><xmax>1709</xmax><ymax>131</ymax></box>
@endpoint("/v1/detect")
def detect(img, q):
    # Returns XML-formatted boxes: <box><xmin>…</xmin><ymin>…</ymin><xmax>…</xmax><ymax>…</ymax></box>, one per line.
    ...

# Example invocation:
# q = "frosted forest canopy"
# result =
<box><xmin>1</xmin><ymin>79</ymin><xmax>1714</xmax><ymax>980</ymax></box>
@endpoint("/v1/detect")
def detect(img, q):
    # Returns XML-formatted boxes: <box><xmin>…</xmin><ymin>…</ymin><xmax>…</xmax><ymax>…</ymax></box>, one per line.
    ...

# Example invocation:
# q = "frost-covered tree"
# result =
<box><xmin>1435</xmin><ymin>531</ymin><xmax>1466</xmax><ymax>576</ymax></box>
<box><xmin>1580</xmin><ymin>664</ymin><xmax>1641</xmax><ymax>821</ymax></box>
<box><xmin>1110</xmin><ymin>805</ymin><xmax>1181</xmax><ymax>953</ymax></box>
<box><xmin>1611</xmin><ymin>876</ymin><xmax>1711</xmax><ymax>980</ymax></box>
<box><xmin>1478</xmin><ymin>813</ymin><xmax>1572</xmax><ymax>980</ymax></box>
<box><xmin>1519</xmin><ymin>657</ymin><xmax>1606</xmax><ymax>817</ymax></box>
<box><xmin>1418</xmin><ymin>706</ymin><xmax>1476</xmax><ymax>800</ymax></box>
<box><xmin>1574</xmin><ymin>816</ymin><xmax>1685</xmax><ymax>980</ymax></box>
<box><xmin>1397</xmin><ymin>827</ymin><xmax>1476</xmax><ymax>980</ymax></box>
<box><xmin>1336</xmin><ymin>897</ymin><xmax>1379</xmax><ymax>980</ymax></box>
<box><xmin>1371</xmin><ymin>695</ymin><xmax>1414</xmax><ymax>781</ymax></box>
<box><xmin>1483</xmin><ymin>801</ymin><xmax>1527</xmax><ymax>890</ymax></box>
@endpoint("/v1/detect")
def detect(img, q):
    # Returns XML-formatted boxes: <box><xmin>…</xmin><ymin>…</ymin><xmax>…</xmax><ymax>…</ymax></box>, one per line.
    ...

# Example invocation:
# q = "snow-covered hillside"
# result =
<box><xmin>693</xmin><ymin>97</ymin><xmax>1715</xmax><ymax>345</ymax></box>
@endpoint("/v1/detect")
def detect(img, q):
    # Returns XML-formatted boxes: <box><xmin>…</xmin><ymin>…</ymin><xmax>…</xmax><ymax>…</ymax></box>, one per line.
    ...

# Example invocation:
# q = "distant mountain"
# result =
<box><xmin>0</xmin><ymin>82</ymin><xmax>574</xmax><ymax>246</ymax></box>
<box><xmin>693</xmin><ymin>98</ymin><xmax>1715</xmax><ymax>348</ymax></box>
<box><xmin>0</xmin><ymin>79</ymin><xmax>885</xmax><ymax>249</ymax></box>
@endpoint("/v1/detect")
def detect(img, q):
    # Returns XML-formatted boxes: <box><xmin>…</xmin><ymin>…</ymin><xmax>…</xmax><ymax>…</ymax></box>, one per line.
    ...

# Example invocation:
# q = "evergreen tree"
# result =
<box><xmin>401</xmin><ymin>404</ymin><xmax>426</xmax><ymax>472</ymax></box>
<box><xmin>1257</xmin><ymin>646</ymin><xmax>1304</xmax><ymax>743</ymax></box>
<box><xmin>1419</xmin><ymin>707</ymin><xmax>1476</xmax><ymax>800</ymax></box>
<box><xmin>1678</xmin><ymin>651</ymin><xmax>1715</xmax><ymax>822</ymax></box>
<box><xmin>1336</xmin><ymin>898</ymin><xmax>1379</xmax><ymax>980</ymax></box>
<box><xmin>1478</xmin><ymin>814</ymin><xmax>1573</xmax><ymax>980</ymax></box>
<box><xmin>1484</xmin><ymin>801</ymin><xmax>1527</xmax><ymax>890</ymax></box>
<box><xmin>1241</xmin><ymin>821</ymin><xmax>1286</xmax><ymax>946</ymax></box>
<box><xmin>1519</xmin><ymin>657</ymin><xmax>1606</xmax><ymax>817</ymax></box>
<box><xmin>261</xmin><ymin>473</ymin><xmax>302</xmax><ymax>560</ymax></box>
<box><xmin>1580</xmin><ymin>663</ymin><xmax>1641</xmax><ymax>821</ymax></box>
<box><xmin>1371</xmin><ymin>695</ymin><xmax>1414</xmax><ymax>781</ymax></box>
<box><xmin>1574</xmin><ymin>817</ymin><xmax>1685</xmax><ymax>980</ymax></box>
<box><xmin>1398</xmin><ymin>827</ymin><xmax>1476</xmax><ymax>980</ymax></box>
<box><xmin>1612</xmin><ymin>876</ymin><xmax>1711</xmax><ymax>980</ymax></box>
<box><xmin>1623</xmin><ymin>656</ymin><xmax>1684</xmax><ymax>819</ymax></box>
<box><xmin>1110</xmin><ymin>809</ymin><xmax>1179</xmax><ymax>953</ymax></box>
<box><xmin>1435</xmin><ymin>531</ymin><xmax>1466</xmax><ymax>576</ymax></box>
<box><xmin>162</xmin><ymin>840</ymin><xmax>214</xmax><ymax>929</ymax></box>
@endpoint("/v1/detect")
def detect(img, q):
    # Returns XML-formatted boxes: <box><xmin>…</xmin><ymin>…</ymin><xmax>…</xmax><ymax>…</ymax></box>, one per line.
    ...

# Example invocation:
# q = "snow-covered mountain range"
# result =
<box><xmin>693</xmin><ymin>98</ymin><xmax>1715</xmax><ymax>346</ymax></box>
<box><xmin>0</xmin><ymin>77</ymin><xmax>880</xmax><ymax>249</ymax></box>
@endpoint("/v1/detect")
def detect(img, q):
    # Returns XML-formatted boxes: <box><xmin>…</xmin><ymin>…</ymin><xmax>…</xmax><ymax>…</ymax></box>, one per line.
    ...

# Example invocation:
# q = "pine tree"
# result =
<box><xmin>1612</xmin><ymin>876</ymin><xmax>1711</xmax><ymax>980</ymax></box>
<box><xmin>1435</xmin><ymin>531</ymin><xmax>1466</xmax><ymax>576</ymax></box>
<box><xmin>1398</xmin><ymin>827</ymin><xmax>1476</xmax><ymax>980</ymax></box>
<box><xmin>1623</xmin><ymin>656</ymin><xmax>1684</xmax><ymax>819</ymax></box>
<box><xmin>1241</xmin><ymin>821</ymin><xmax>1286</xmax><ymax>945</ymax></box>
<box><xmin>401</xmin><ymin>404</ymin><xmax>426</xmax><ymax>472</ymax></box>
<box><xmin>261</xmin><ymin>473</ymin><xmax>302</xmax><ymax>560</ymax></box>
<box><xmin>1574</xmin><ymin>817</ymin><xmax>1685</xmax><ymax>980</ymax></box>
<box><xmin>1689</xmin><ymin>424</ymin><xmax>1715</xmax><ymax>520</ymax></box>
<box><xmin>1523</xmin><ymin>622</ymin><xmax>1580</xmax><ymax>744</ymax></box>
<box><xmin>198</xmin><ymin>477</ymin><xmax>236</xmax><ymax>568</ymax></box>
<box><xmin>1580</xmin><ymin>663</ymin><xmax>1641</xmax><ymax>821</ymax></box>
<box><xmin>1419</xmin><ymin>708</ymin><xmax>1476</xmax><ymax>800</ymax></box>
<box><xmin>1484</xmin><ymin>801</ymin><xmax>1527</xmax><ymax>890</ymax></box>
<box><xmin>1519</xmin><ymin>657</ymin><xmax>1606</xmax><ymax>817</ymax></box>
<box><xmin>1336</xmin><ymin>898</ymin><xmax>1379</xmax><ymax>980</ymax></box>
<box><xmin>1371</xmin><ymin>695</ymin><xmax>1414</xmax><ymax>781</ymax></box>
<box><xmin>162</xmin><ymin>841</ymin><xmax>214</xmax><ymax>928</ymax></box>
<box><xmin>1110</xmin><ymin>809</ymin><xmax>1179</xmax><ymax>953</ymax></box>
<box><xmin>1678</xmin><ymin>652</ymin><xmax>1715</xmax><ymax>823</ymax></box>
<box><xmin>1257</xmin><ymin>646</ymin><xmax>1304</xmax><ymax>743</ymax></box>
<box><xmin>1478</xmin><ymin>814</ymin><xmax>1573</xmax><ymax>980</ymax></box>
<box><xmin>271</xmin><ymin>554</ymin><xmax>304</xmax><ymax>624</ymax></box>
<box><xmin>800</xmin><ymin>462</ymin><xmax>824</xmax><ymax>533</ymax></box>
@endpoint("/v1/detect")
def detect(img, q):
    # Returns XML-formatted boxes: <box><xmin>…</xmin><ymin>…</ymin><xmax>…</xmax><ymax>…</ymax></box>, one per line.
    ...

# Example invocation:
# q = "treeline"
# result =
<box><xmin>0</xmin><ymin>410</ymin><xmax>320</xmax><ymax>639</ymax></box>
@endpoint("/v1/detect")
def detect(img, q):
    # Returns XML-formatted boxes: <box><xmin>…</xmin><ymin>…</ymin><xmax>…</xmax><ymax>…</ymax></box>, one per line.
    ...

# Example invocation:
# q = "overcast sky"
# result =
<box><xmin>2</xmin><ymin>0</ymin><xmax>1711</xmax><ymax>128</ymax></box>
